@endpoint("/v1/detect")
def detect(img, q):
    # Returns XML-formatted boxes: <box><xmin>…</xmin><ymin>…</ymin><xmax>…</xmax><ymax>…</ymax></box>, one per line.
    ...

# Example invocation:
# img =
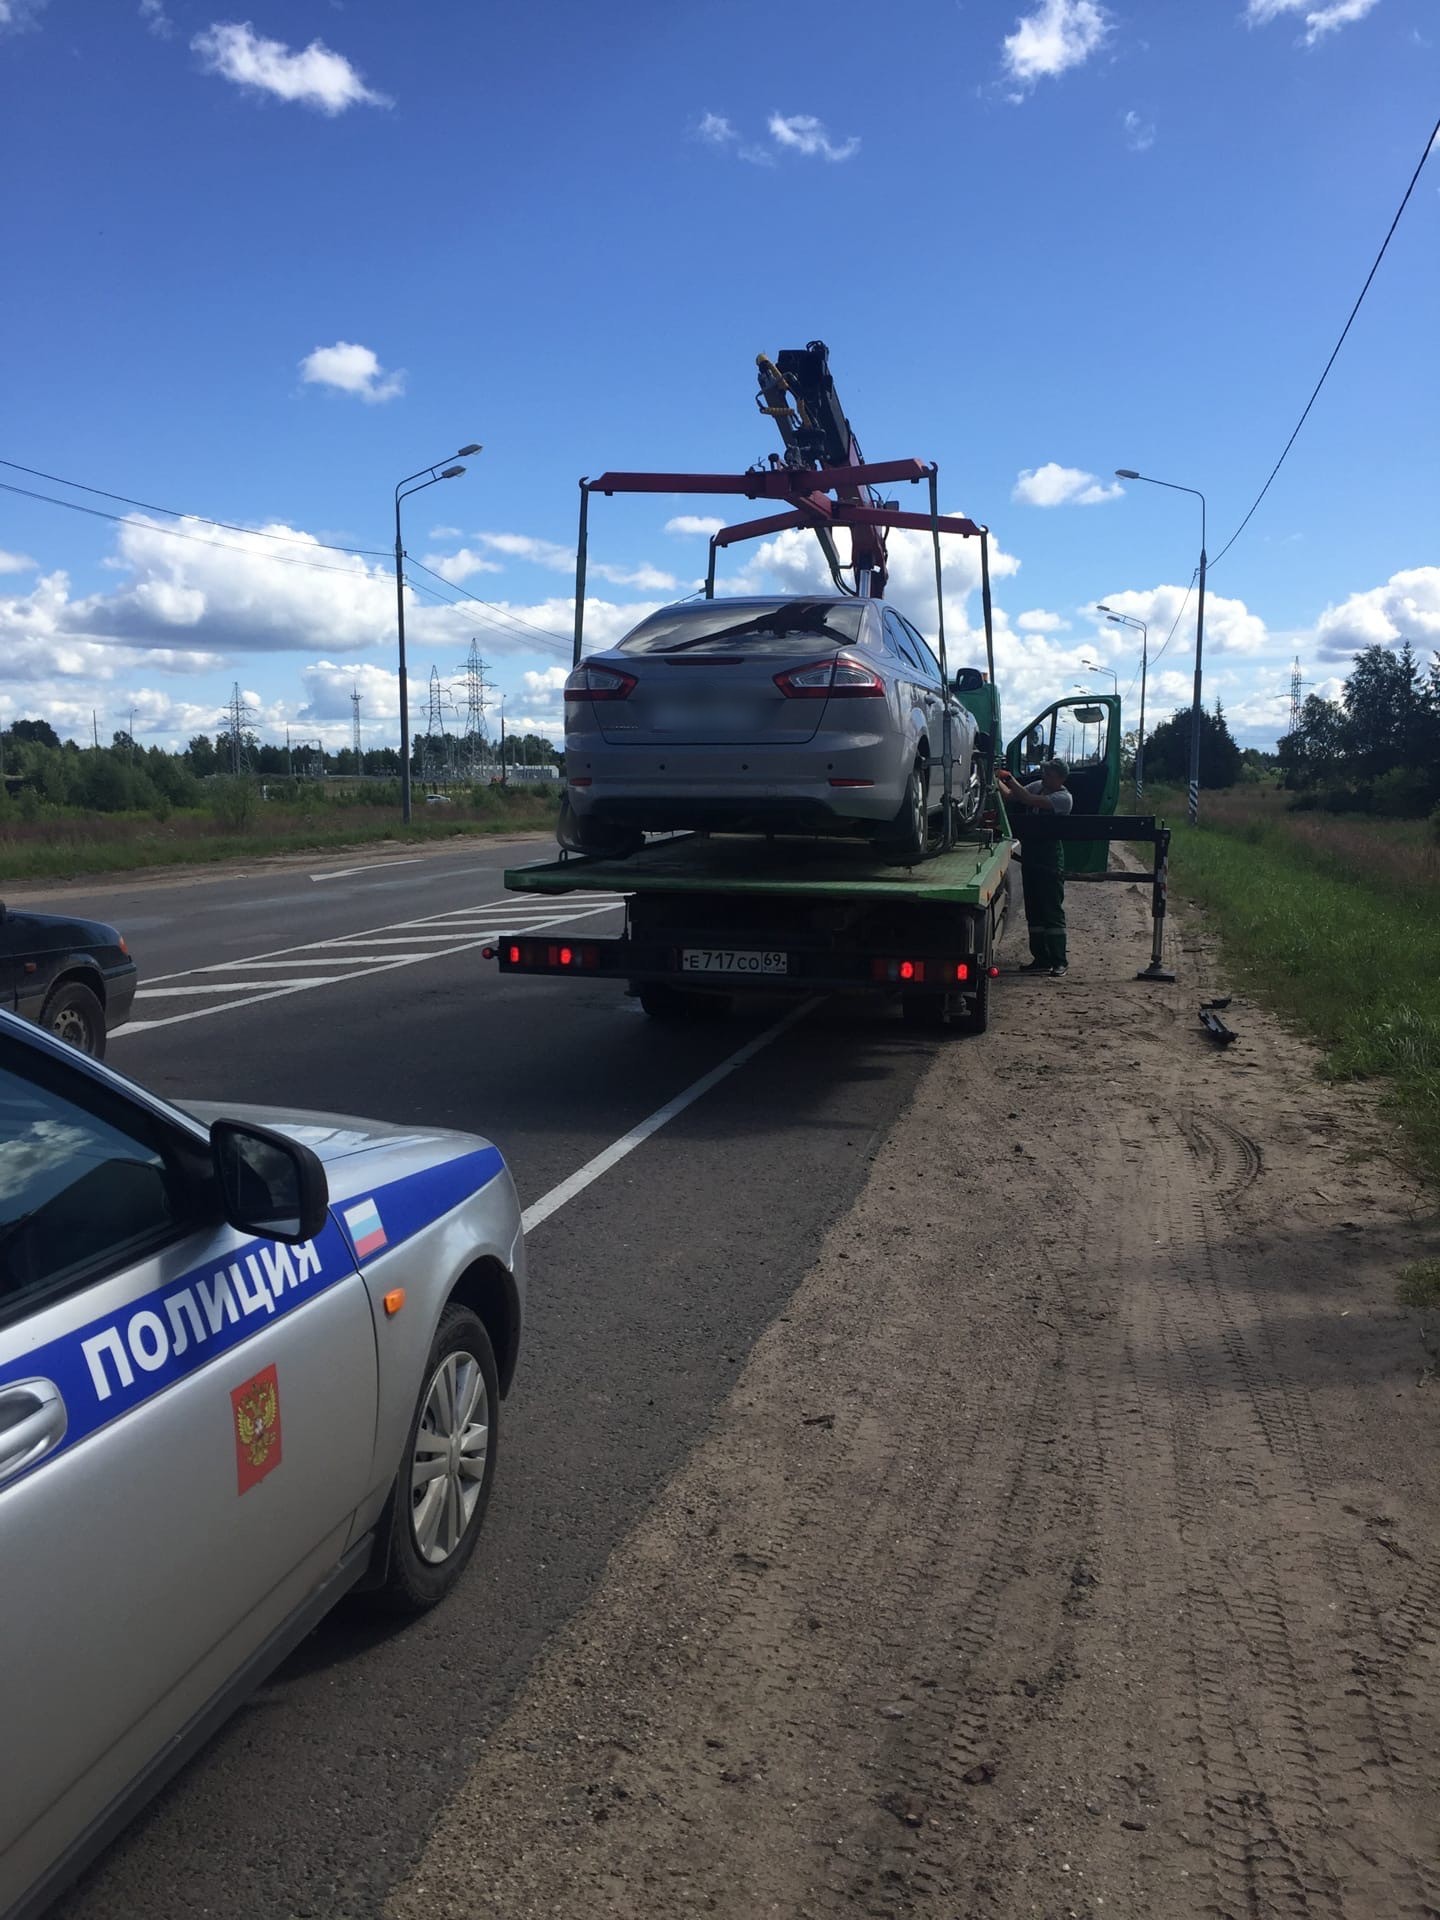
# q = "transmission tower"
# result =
<box><xmin>463</xmin><ymin>638</ymin><xmax>492</xmax><ymax>774</ymax></box>
<box><xmin>351</xmin><ymin>686</ymin><xmax>363</xmax><ymax>767</ymax></box>
<box><xmin>1287</xmin><ymin>656</ymin><xmax>1304</xmax><ymax>737</ymax></box>
<box><xmin>424</xmin><ymin>666</ymin><xmax>453</xmax><ymax>781</ymax></box>
<box><xmin>225</xmin><ymin>682</ymin><xmax>254</xmax><ymax>775</ymax></box>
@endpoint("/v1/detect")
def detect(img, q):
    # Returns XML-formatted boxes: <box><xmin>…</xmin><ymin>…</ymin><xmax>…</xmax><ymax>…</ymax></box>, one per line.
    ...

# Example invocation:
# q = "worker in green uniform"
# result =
<box><xmin>998</xmin><ymin>759</ymin><xmax>1074</xmax><ymax>978</ymax></box>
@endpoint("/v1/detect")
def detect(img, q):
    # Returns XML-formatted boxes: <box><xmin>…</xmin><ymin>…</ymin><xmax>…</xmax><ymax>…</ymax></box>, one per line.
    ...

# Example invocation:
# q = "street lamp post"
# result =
<box><xmin>395</xmin><ymin>445</ymin><xmax>481</xmax><ymax>824</ymax></box>
<box><xmin>1079</xmin><ymin>659</ymin><xmax>1118</xmax><ymax>692</ymax></box>
<box><xmin>1115</xmin><ymin>470</ymin><xmax>1206</xmax><ymax>824</ymax></box>
<box><xmin>1097</xmin><ymin>606</ymin><xmax>1149</xmax><ymax>800</ymax></box>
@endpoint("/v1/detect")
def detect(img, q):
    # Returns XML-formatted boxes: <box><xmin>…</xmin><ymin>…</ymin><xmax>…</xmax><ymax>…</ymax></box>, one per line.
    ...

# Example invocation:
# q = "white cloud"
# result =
<box><xmin>0</xmin><ymin>0</ymin><xmax>49</xmax><ymax>33</ymax></box>
<box><xmin>1245</xmin><ymin>0</ymin><xmax>1381</xmax><ymax>45</ymax></box>
<box><xmin>1016</xmin><ymin>609</ymin><xmax>1069</xmax><ymax>632</ymax></box>
<box><xmin>419</xmin><ymin>547</ymin><xmax>504</xmax><ymax>584</ymax></box>
<box><xmin>665</xmin><ymin>515</ymin><xmax>726</xmax><ymax>538</ymax></box>
<box><xmin>1002</xmin><ymin>0</ymin><xmax>1110</xmax><ymax>85</ymax></box>
<box><xmin>523</xmin><ymin>666</ymin><xmax>569</xmax><ymax>696</ymax></box>
<box><xmin>0</xmin><ymin>549</ymin><xmax>36</xmax><ymax>574</ymax></box>
<box><xmin>1314</xmin><ymin>565</ymin><xmax>1440</xmax><ymax>661</ymax></box>
<box><xmin>191</xmin><ymin>21</ymin><xmax>390</xmax><ymax>114</ymax></box>
<box><xmin>468</xmin><ymin>531</ymin><xmax>674</xmax><ymax>593</ymax></box>
<box><xmin>767</xmin><ymin>112</ymin><xmax>860</xmax><ymax>162</ymax></box>
<box><xmin>1123</xmin><ymin>108</ymin><xmax>1155</xmax><ymax>151</ymax></box>
<box><xmin>139</xmin><ymin>0</ymin><xmax>172</xmax><ymax>37</ymax></box>
<box><xmin>300</xmin><ymin>340</ymin><xmax>405</xmax><ymax>404</ymax></box>
<box><xmin>1013</xmin><ymin>462</ymin><xmax>1123</xmax><ymax>507</ymax></box>
<box><xmin>299</xmin><ymin>660</ymin><xmax>401</xmax><ymax>724</ymax></box>
<box><xmin>696</xmin><ymin>111</ymin><xmax>737</xmax><ymax>145</ymax></box>
<box><xmin>478</xmin><ymin>531</ymin><xmax>574</xmax><ymax>571</ymax></box>
<box><xmin>1092</xmin><ymin>583</ymin><xmax>1270</xmax><ymax>656</ymax></box>
<box><xmin>429</xmin><ymin>525</ymin><xmax>463</xmax><ymax>541</ymax></box>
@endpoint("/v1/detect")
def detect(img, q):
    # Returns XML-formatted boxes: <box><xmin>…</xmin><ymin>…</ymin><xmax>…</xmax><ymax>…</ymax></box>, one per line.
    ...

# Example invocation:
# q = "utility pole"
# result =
<box><xmin>1288</xmin><ymin>657</ymin><xmax>1304</xmax><ymax>738</ymax></box>
<box><xmin>395</xmin><ymin>444</ymin><xmax>481</xmax><ymax>823</ymax></box>
<box><xmin>425</xmin><ymin>666</ymin><xmax>449</xmax><ymax>785</ymax></box>
<box><xmin>92</xmin><ymin>710</ymin><xmax>100</xmax><ymax>749</ymax></box>
<box><xmin>351</xmin><ymin>686</ymin><xmax>363</xmax><ymax>769</ymax></box>
<box><xmin>499</xmin><ymin>701</ymin><xmax>507</xmax><ymax>786</ymax></box>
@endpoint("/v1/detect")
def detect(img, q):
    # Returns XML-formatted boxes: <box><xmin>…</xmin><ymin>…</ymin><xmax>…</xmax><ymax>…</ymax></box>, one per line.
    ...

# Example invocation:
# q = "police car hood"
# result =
<box><xmin>184</xmin><ymin>1102</ymin><xmax>496</xmax><ymax>1168</ymax></box>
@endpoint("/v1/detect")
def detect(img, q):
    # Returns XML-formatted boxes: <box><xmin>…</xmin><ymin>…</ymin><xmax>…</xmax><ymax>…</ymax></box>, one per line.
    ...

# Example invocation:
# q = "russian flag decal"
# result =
<box><xmin>343</xmin><ymin>1197</ymin><xmax>388</xmax><ymax>1259</ymax></box>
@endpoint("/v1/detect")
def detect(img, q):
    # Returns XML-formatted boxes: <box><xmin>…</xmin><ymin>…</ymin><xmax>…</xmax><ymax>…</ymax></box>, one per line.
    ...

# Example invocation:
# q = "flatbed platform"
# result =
<box><xmin>504</xmin><ymin>832</ymin><xmax>1012</xmax><ymax>909</ymax></box>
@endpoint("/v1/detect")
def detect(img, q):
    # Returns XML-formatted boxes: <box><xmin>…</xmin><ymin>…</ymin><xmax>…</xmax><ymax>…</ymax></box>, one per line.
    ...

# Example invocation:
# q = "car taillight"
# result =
<box><xmin>774</xmin><ymin>654</ymin><xmax>885</xmax><ymax>700</ymax></box>
<box><xmin>565</xmin><ymin>664</ymin><xmax>638</xmax><ymax>702</ymax></box>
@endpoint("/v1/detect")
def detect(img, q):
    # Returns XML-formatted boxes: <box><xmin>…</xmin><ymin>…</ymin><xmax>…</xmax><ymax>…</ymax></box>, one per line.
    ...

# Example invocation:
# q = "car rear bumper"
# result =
<box><xmin>564</xmin><ymin>741</ymin><xmax>905</xmax><ymax>830</ymax></box>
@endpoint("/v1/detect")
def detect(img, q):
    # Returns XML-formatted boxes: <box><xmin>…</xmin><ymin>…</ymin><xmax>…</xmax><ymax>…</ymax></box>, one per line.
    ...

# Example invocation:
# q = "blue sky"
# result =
<box><xmin>1</xmin><ymin>0</ymin><xmax>1436</xmax><ymax>756</ymax></box>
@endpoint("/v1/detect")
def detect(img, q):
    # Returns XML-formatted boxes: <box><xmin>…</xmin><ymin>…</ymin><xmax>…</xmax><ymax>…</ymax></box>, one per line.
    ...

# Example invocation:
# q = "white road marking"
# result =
<box><xmin>134</xmin><ymin>979</ymin><xmax>345</xmax><ymax>996</ymax></box>
<box><xmin>520</xmin><ymin>998</ymin><xmax>819</xmax><ymax>1234</ymax></box>
<box><xmin>113</xmin><ymin>900</ymin><xmax>624</xmax><ymax>1036</ymax></box>
<box><xmin>310</xmin><ymin>859</ymin><xmax>422</xmax><ymax>881</ymax></box>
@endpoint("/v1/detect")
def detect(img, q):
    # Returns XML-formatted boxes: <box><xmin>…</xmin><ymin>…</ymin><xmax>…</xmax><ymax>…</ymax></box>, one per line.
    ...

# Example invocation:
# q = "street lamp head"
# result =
<box><xmin>439</xmin><ymin>465</ymin><xmax>466</xmax><ymax>480</ymax></box>
<box><xmin>1115</xmin><ymin>469</ymin><xmax>1140</xmax><ymax>480</ymax></box>
<box><xmin>454</xmin><ymin>443</ymin><xmax>483</xmax><ymax>457</ymax></box>
<box><xmin>1107</xmin><ymin>614</ymin><xmax>1123</xmax><ymax>625</ymax></box>
<box><xmin>1097</xmin><ymin>602</ymin><xmax>1113</xmax><ymax>613</ymax></box>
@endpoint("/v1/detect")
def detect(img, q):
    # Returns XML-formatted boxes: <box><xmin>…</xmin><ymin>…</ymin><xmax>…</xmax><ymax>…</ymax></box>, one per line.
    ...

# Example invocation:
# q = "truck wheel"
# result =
<box><xmin>881</xmin><ymin>758</ymin><xmax>929</xmax><ymax>865</ymax></box>
<box><xmin>953</xmin><ymin>966</ymin><xmax>991</xmax><ymax>1035</ymax></box>
<box><xmin>41</xmin><ymin>980</ymin><xmax>106</xmax><ymax>1058</ymax></box>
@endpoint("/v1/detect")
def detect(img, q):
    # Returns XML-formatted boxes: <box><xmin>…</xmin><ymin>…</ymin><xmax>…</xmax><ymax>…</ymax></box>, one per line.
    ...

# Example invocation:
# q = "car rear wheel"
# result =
<box><xmin>369</xmin><ymin>1305</ymin><xmax>499</xmax><ymax>1615</ymax></box>
<box><xmin>557</xmin><ymin>793</ymin><xmax>645</xmax><ymax>861</ymax></box>
<box><xmin>881</xmin><ymin>758</ymin><xmax>929</xmax><ymax>865</ymax></box>
<box><xmin>40</xmin><ymin>980</ymin><xmax>105</xmax><ymax>1058</ymax></box>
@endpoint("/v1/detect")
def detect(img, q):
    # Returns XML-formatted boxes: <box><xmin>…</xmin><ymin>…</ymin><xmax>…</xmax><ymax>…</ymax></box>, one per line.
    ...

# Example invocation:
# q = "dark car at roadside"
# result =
<box><xmin>0</xmin><ymin>902</ymin><xmax>137</xmax><ymax>1057</ymax></box>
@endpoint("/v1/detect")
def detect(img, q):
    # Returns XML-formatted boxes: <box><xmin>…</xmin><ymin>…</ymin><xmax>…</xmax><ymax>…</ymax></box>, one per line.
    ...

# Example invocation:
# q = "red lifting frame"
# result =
<box><xmin>569</xmin><ymin>458</ymin><xmax>999</xmax><ymax>855</ymax></box>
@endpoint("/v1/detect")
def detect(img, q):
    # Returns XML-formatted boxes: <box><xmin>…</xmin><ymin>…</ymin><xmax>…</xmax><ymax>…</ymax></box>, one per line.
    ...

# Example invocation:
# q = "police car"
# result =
<box><xmin>0</xmin><ymin>1011</ymin><xmax>525</xmax><ymax>1920</ymax></box>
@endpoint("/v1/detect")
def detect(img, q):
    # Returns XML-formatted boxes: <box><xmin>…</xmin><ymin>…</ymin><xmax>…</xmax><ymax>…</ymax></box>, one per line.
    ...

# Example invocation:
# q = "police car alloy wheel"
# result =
<box><xmin>372</xmin><ymin>1304</ymin><xmax>500</xmax><ymax>1613</ymax></box>
<box><xmin>412</xmin><ymin>1347</ymin><xmax>490</xmax><ymax>1563</ymax></box>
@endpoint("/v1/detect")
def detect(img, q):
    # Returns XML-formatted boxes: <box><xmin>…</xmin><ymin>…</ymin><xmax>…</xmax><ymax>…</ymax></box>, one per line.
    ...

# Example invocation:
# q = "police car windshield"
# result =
<box><xmin>616</xmin><ymin>600</ymin><xmax>865</xmax><ymax>656</ymax></box>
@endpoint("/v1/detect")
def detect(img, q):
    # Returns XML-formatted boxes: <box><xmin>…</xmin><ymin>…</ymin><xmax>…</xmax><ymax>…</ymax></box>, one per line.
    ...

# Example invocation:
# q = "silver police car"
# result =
<box><xmin>0</xmin><ymin>1011</ymin><xmax>525</xmax><ymax>1920</ymax></box>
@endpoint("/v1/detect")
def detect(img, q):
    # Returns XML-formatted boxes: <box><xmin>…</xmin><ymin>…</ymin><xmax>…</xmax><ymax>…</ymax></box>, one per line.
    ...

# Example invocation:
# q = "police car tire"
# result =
<box><xmin>370</xmin><ymin>1305</ymin><xmax>500</xmax><ymax>1615</ymax></box>
<box><xmin>41</xmin><ymin>979</ymin><xmax>105</xmax><ymax>1058</ymax></box>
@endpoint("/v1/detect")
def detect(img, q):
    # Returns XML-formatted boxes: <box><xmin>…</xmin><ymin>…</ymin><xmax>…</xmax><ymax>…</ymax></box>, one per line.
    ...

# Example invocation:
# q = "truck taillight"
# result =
<box><xmin>955</xmin><ymin>962</ymin><xmax>970</xmax><ymax>982</ymax></box>
<box><xmin>872</xmin><ymin>957</ymin><xmax>926</xmax><ymax>983</ymax></box>
<box><xmin>565</xmin><ymin>664</ymin><xmax>638</xmax><ymax>702</ymax></box>
<box><xmin>774</xmin><ymin>654</ymin><xmax>885</xmax><ymax>700</ymax></box>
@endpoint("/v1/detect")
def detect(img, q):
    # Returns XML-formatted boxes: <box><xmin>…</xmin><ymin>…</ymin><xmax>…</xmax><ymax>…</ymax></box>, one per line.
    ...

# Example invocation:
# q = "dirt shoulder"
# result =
<box><xmin>390</xmin><ymin>872</ymin><xmax>1440</xmax><ymax>1920</ymax></box>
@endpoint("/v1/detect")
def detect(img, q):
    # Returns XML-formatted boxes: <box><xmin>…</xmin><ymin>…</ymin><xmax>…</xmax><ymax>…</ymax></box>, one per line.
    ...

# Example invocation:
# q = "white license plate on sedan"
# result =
<box><xmin>680</xmin><ymin>948</ymin><xmax>789</xmax><ymax>975</ymax></box>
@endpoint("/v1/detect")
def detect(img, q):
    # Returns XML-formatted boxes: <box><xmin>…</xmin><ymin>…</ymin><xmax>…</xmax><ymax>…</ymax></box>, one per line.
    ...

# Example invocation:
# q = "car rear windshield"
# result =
<box><xmin>615</xmin><ymin>600</ymin><xmax>866</xmax><ymax>656</ymax></box>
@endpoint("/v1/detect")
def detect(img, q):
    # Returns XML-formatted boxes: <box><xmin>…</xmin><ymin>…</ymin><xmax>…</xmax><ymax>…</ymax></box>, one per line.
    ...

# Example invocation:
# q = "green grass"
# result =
<box><xmin>1146</xmin><ymin>785</ymin><xmax>1440</xmax><ymax>1183</ymax></box>
<box><xmin>1398</xmin><ymin>1259</ymin><xmax>1440</xmax><ymax>1314</ymax></box>
<box><xmin>0</xmin><ymin>790</ymin><xmax>559</xmax><ymax>885</ymax></box>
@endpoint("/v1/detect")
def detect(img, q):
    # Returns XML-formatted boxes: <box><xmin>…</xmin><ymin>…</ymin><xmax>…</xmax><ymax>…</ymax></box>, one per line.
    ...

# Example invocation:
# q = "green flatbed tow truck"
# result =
<box><xmin>492</xmin><ymin>816</ymin><xmax>1015</xmax><ymax>1032</ymax></box>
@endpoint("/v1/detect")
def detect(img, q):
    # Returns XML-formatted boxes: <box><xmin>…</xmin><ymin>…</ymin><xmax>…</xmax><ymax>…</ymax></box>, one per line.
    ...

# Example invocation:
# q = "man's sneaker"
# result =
<box><xmin>1049</xmin><ymin>964</ymin><xmax>1068</xmax><ymax>978</ymax></box>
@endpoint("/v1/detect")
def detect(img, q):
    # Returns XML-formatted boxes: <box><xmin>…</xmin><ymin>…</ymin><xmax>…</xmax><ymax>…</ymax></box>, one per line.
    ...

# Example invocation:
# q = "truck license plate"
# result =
<box><xmin>681</xmin><ymin>949</ymin><xmax>789</xmax><ymax>975</ymax></box>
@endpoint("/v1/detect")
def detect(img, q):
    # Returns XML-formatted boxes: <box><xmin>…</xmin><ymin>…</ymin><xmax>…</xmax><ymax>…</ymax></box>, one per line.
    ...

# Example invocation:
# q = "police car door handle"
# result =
<box><xmin>0</xmin><ymin>1378</ymin><xmax>67</xmax><ymax>1480</ymax></box>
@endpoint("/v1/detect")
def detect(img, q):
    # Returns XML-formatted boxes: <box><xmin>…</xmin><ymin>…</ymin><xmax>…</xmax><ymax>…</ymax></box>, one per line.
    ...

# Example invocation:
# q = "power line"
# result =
<box><xmin>1210</xmin><ymin>107</ymin><xmax>1440</xmax><ymax>571</ymax></box>
<box><xmin>0</xmin><ymin>480</ymin><xmax>394</xmax><ymax>579</ymax></box>
<box><xmin>403</xmin><ymin>556</ymin><xmax>573</xmax><ymax>651</ymax></box>
<box><xmin>0</xmin><ymin>457</ymin><xmax>391</xmax><ymax>558</ymax></box>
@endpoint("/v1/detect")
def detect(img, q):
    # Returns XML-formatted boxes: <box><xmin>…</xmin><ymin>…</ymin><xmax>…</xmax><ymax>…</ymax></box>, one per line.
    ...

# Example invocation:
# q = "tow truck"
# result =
<box><xmin>489</xmin><ymin>344</ymin><xmax>1128</xmax><ymax>1029</ymax></box>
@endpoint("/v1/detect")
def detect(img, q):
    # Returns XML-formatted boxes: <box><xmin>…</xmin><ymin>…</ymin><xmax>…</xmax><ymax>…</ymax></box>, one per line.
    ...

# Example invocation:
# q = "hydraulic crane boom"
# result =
<box><xmin>755</xmin><ymin>340</ymin><xmax>890</xmax><ymax>596</ymax></box>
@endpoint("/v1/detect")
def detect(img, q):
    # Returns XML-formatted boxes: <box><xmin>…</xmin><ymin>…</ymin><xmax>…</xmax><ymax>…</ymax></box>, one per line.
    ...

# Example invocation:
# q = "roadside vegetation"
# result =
<box><xmin>0</xmin><ymin>717</ymin><xmax>561</xmax><ymax>883</ymax></box>
<box><xmin>1129</xmin><ymin>642</ymin><xmax>1440</xmax><ymax>1183</ymax></box>
<box><xmin>1151</xmin><ymin>784</ymin><xmax>1440</xmax><ymax>1182</ymax></box>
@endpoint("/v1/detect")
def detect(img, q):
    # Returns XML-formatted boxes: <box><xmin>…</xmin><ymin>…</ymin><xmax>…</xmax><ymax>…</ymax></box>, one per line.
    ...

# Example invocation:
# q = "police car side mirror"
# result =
<box><xmin>210</xmin><ymin>1119</ymin><xmax>330</xmax><ymax>1244</ymax></box>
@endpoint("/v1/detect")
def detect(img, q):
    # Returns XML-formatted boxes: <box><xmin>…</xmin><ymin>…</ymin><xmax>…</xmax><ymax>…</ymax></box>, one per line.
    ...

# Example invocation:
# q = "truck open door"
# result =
<box><xmin>1005</xmin><ymin>693</ymin><xmax>1121</xmax><ymax>876</ymax></box>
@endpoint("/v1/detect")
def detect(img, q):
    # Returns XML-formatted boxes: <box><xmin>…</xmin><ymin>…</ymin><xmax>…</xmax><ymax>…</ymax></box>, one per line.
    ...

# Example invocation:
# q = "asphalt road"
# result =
<box><xmin>40</xmin><ymin>838</ymin><xmax>963</xmax><ymax>1920</ymax></box>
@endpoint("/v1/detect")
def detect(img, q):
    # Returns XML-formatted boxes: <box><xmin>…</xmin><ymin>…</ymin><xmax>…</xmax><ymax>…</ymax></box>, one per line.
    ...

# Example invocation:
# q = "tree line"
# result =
<box><xmin>1277</xmin><ymin>643</ymin><xmax>1440</xmax><ymax>816</ymax></box>
<box><xmin>0</xmin><ymin>720</ymin><xmax>562</xmax><ymax>818</ymax></box>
